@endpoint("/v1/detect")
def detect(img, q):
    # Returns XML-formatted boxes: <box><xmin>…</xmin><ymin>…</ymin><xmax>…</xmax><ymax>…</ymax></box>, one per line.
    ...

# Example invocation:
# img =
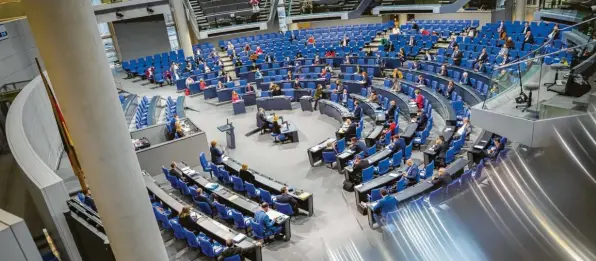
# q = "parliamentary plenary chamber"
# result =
<box><xmin>3</xmin><ymin>0</ymin><xmax>596</xmax><ymax>260</ymax></box>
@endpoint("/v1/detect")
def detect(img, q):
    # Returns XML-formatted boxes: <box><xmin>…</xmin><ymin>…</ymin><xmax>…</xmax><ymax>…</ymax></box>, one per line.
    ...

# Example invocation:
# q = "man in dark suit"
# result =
<box><xmin>385</xmin><ymin>100</ymin><xmax>397</xmax><ymax>120</ymax></box>
<box><xmin>432</xmin><ymin>168</ymin><xmax>453</xmax><ymax>188</ymax></box>
<box><xmin>352</xmin><ymin>156</ymin><xmax>371</xmax><ymax>180</ymax></box>
<box><xmin>371</xmin><ymin>189</ymin><xmax>398</xmax><ymax>224</ymax></box>
<box><xmin>415</xmin><ymin>110</ymin><xmax>428</xmax><ymax>131</ymax></box>
<box><xmin>521</xmin><ymin>22</ymin><xmax>531</xmax><ymax>35</ymax></box>
<box><xmin>451</xmin><ymin>46</ymin><xmax>463</xmax><ymax>66</ymax></box>
<box><xmin>473</xmin><ymin>48</ymin><xmax>488</xmax><ymax>68</ymax></box>
<box><xmin>239</xmin><ymin>164</ymin><xmax>256</xmax><ymax>185</ymax></box>
<box><xmin>276</xmin><ymin>186</ymin><xmax>298</xmax><ymax>213</ymax></box>
<box><xmin>83</xmin><ymin>190</ymin><xmax>97</xmax><ymax>212</ymax></box>
<box><xmin>523</xmin><ymin>31</ymin><xmax>535</xmax><ymax>48</ymax></box>
<box><xmin>447</xmin><ymin>38</ymin><xmax>458</xmax><ymax>49</ymax></box>
<box><xmin>416</xmin><ymin>75</ymin><xmax>425</xmax><ymax>86</ymax></box>
<box><xmin>344</xmin><ymin>121</ymin><xmax>358</xmax><ymax>140</ymax></box>
<box><xmin>193</xmin><ymin>188</ymin><xmax>214</xmax><ymax>208</ymax></box>
<box><xmin>403</xmin><ymin>159</ymin><xmax>419</xmax><ymax>186</ymax></box>
<box><xmin>169</xmin><ymin>162</ymin><xmax>184</xmax><ymax>180</ymax></box>
<box><xmin>257</xmin><ymin>108</ymin><xmax>270</xmax><ymax>134</ymax></box>
<box><xmin>353</xmin><ymin>100</ymin><xmax>363</xmax><ymax>122</ymax></box>
<box><xmin>485</xmin><ymin>138</ymin><xmax>504</xmax><ymax>159</ymax></box>
<box><xmin>408</xmin><ymin>36</ymin><xmax>416</xmax><ymax>47</ymax></box>
<box><xmin>349</xmin><ymin>137</ymin><xmax>367</xmax><ymax>154</ymax></box>
<box><xmin>432</xmin><ymin>136</ymin><xmax>448</xmax><ymax>167</ymax></box>
<box><xmin>460</xmin><ymin>72</ymin><xmax>470</xmax><ymax>85</ymax></box>
<box><xmin>218</xmin><ymin>239</ymin><xmax>262</xmax><ymax>261</ymax></box>
<box><xmin>411</xmin><ymin>22</ymin><xmax>419</xmax><ymax>30</ymax></box>
<box><xmin>388</xmin><ymin>135</ymin><xmax>404</xmax><ymax>154</ymax></box>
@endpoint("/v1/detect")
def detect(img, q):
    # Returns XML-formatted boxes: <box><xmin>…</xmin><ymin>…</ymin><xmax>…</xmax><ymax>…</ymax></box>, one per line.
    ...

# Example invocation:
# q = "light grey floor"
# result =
<box><xmin>111</xmin><ymin>69</ymin><xmax>478</xmax><ymax>260</ymax></box>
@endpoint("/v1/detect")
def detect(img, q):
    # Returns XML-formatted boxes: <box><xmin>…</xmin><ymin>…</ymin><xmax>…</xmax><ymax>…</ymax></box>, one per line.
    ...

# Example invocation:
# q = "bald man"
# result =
<box><xmin>218</xmin><ymin>238</ymin><xmax>262</xmax><ymax>261</ymax></box>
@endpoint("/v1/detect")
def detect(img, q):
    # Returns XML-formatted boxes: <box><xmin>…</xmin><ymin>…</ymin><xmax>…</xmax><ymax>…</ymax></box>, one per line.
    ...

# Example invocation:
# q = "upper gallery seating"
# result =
<box><xmin>189</xmin><ymin>0</ymin><xmax>272</xmax><ymax>30</ymax></box>
<box><xmin>287</xmin><ymin>0</ymin><xmax>362</xmax><ymax>16</ymax></box>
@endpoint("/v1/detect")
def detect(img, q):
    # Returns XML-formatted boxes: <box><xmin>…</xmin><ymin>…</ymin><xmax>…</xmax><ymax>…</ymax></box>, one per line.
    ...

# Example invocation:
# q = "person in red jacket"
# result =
<box><xmin>414</xmin><ymin>89</ymin><xmax>424</xmax><ymax>109</ymax></box>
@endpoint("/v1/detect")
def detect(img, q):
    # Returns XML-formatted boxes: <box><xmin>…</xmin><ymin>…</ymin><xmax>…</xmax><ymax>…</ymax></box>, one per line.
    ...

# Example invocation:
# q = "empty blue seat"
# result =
<box><xmin>376</xmin><ymin>158</ymin><xmax>390</xmax><ymax>175</ymax></box>
<box><xmin>391</xmin><ymin>150</ymin><xmax>403</xmax><ymax>167</ymax></box>
<box><xmin>231</xmin><ymin>176</ymin><xmax>245</xmax><ymax>192</ymax></box>
<box><xmin>259</xmin><ymin>189</ymin><xmax>274</xmax><ymax>204</ymax></box>
<box><xmin>214</xmin><ymin>202</ymin><xmax>232</xmax><ymax>220</ymax></box>
<box><xmin>362</xmin><ymin>166</ymin><xmax>374</xmax><ymax>183</ymax></box>
<box><xmin>197</xmin><ymin>202</ymin><xmax>213</xmax><ymax>217</ymax></box>
<box><xmin>198</xmin><ymin>237</ymin><xmax>224</xmax><ymax>258</ymax></box>
<box><xmin>275</xmin><ymin>202</ymin><xmax>294</xmax><ymax>216</ymax></box>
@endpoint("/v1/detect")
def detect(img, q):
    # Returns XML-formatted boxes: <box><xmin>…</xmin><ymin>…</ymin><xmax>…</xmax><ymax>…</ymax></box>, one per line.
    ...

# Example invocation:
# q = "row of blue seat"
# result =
<box><xmin>135</xmin><ymin>96</ymin><xmax>151</xmax><ymax>129</ymax></box>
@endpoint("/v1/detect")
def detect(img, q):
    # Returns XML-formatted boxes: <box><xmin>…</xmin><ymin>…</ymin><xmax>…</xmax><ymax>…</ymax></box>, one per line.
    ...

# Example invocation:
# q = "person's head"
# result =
<box><xmin>261</xmin><ymin>202</ymin><xmax>270</xmax><ymax>211</ymax></box>
<box><xmin>170</xmin><ymin>162</ymin><xmax>177</xmax><ymax>169</ymax></box>
<box><xmin>389</xmin><ymin>100</ymin><xmax>395</xmax><ymax>107</ymax></box>
<box><xmin>346</xmin><ymin>118</ymin><xmax>352</xmax><ymax>125</ymax></box>
<box><xmin>210</xmin><ymin>140</ymin><xmax>217</xmax><ymax>147</ymax></box>
<box><xmin>415</xmin><ymin>89</ymin><xmax>420</xmax><ymax>95</ymax></box>
<box><xmin>196</xmin><ymin>187</ymin><xmax>203</xmax><ymax>195</ymax></box>
<box><xmin>554</xmin><ymin>23</ymin><xmax>559</xmax><ymax>29</ymax></box>
<box><xmin>441</xmin><ymin>64</ymin><xmax>446</xmax><ymax>70</ymax></box>
<box><xmin>380</xmin><ymin>189</ymin><xmax>388</xmax><ymax>197</ymax></box>
<box><xmin>463</xmin><ymin>72</ymin><xmax>468</xmax><ymax>78</ymax></box>
<box><xmin>507</xmin><ymin>36</ymin><xmax>513</xmax><ymax>41</ymax></box>
<box><xmin>354</xmin><ymin>155</ymin><xmax>362</xmax><ymax>163</ymax></box>
<box><xmin>417</xmin><ymin>109</ymin><xmax>423</xmax><ymax>116</ymax></box>
<box><xmin>317</xmin><ymin>84</ymin><xmax>322</xmax><ymax>89</ymax></box>
<box><xmin>181</xmin><ymin>206</ymin><xmax>191</xmax><ymax>216</ymax></box>
<box><xmin>343</xmin><ymin>89</ymin><xmax>348</xmax><ymax>94</ymax></box>
<box><xmin>439</xmin><ymin>135</ymin><xmax>445</xmax><ymax>142</ymax></box>
<box><xmin>281</xmin><ymin>186</ymin><xmax>288</xmax><ymax>194</ymax></box>
<box><xmin>418</xmin><ymin>75</ymin><xmax>423</xmax><ymax>80</ymax></box>
<box><xmin>225</xmin><ymin>238</ymin><xmax>234</xmax><ymax>247</ymax></box>
<box><xmin>350</xmin><ymin>137</ymin><xmax>357</xmax><ymax>144</ymax></box>
<box><xmin>524</xmin><ymin>22</ymin><xmax>529</xmax><ymax>27</ymax></box>
<box><xmin>481</xmin><ymin>48</ymin><xmax>486</xmax><ymax>54</ymax></box>
<box><xmin>410</xmin><ymin>36</ymin><xmax>414</xmax><ymax>40</ymax></box>
<box><xmin>326</xmin><ymin>142</ymin><xmax>334</xmax><ymax>149</ymax></box>
<box><xmin>463</xmin><ymin>117</ymin><xmax>469</xmax><ymax>125</ymax></box>
<box><xmin>438</xmin><ymin>168</ymin><xmax>446</xmax><ymax>177</ymax></box>
<box><xmin>494</xmin><ymin>138</ymin><xmax>501</xmax><ymax>146</ymax></box>
<box><xmin>354</xmin><ymin>100</ymin><xmax>359</xmax><ymax>106</ymax></box>
<box><xmin>448</xmin><ymin>81</ymin><xmax>454</xmax><ymax>87</ymax></box>
<box><xmin>232</xmin><ymin>90</ymin><xmax>238</xmax><ymax>95</ymax></box>
<box><xmin>406</xmin><ymin>159</ymin><xmax>413</xmax><ymax>167</ymax></box>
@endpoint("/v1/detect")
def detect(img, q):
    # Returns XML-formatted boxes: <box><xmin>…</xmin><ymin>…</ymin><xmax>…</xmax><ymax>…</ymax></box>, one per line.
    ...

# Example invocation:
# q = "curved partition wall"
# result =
<box><xmin>6</xmin><ymin>74</ymin><xmax>82</xmax><ymax>261</ymax></box>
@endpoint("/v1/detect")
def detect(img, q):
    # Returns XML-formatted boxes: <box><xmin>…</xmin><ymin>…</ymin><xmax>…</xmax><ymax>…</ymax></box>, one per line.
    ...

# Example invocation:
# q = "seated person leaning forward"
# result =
<box><xmin>254</xmin><ymin>203</ymin><xmax>282</xmax><ymax>242</ymax></box>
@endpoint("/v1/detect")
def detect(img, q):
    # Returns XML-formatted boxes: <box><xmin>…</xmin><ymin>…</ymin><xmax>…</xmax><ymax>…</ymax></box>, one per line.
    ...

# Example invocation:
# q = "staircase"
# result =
<box><xmin>189</xmin><ymin>0</ymin><xmax>272</xmax><ymax>31</ymax></box>
<box><xmin>189</xmin><ymin>0</ymin><xmax>209</xmax><ymax>30</ymax></box>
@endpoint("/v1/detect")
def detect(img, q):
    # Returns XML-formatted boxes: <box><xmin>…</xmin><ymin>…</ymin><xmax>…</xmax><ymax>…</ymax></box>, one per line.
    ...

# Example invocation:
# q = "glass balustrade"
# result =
<box><xmin>286</xmin><ymin>0</ymin><xmax>363</xmax><ymax>17</ymax></box>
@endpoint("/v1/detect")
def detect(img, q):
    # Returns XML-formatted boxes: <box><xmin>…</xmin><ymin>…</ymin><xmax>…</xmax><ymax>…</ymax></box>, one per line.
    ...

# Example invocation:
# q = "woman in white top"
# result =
<box><xmin>195</xmin><ymin>48</ymin><xmax>201</xmax><ymax>57</ymax></box>
<box><xmin>204</xmin><ymin>64</ymin><xmax>211</xmax><ymax>73</ymax></box>
<box><xmin>185</xmin><ymin>77</ymin><xmax>195</xmax><ymax>88</ymax></box>
<box><xmin>392</xmin><ymin>26</ymin><xmax>400</xmax><ymax>35</ymax></box>
<box><xmin>227</xmin><ymin>41</ymin><xmax>234</xmax><ymax>50</ymax></box>
<box><xmin>170</xmin><ymin>62</ymin><xmax>180</xmax><ymax>80</ymax></box>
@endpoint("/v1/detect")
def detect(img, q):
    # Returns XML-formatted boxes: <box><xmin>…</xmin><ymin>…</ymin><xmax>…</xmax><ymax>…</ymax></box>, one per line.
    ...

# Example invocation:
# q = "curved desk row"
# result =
<box><xmin>175</xmin><ymin>96</ymin><xmax>186</xmax><ymax>118</ymax></box>
<box><xmin>146</xmin><ymin>95</ymin><xmax>160</xmax><ymax>126</ymax></box>
<box><xmin>185</xmin><ymin>77</ymin><xmax>226</xmax><ymax>93</ymax></box>
<box><xmin>341</xmin><ymin>64</ymin><xmax>381</xmax><ymax>77</ymax></box>
<box><xmin>397</xmin><ymin>79</ymin><xmax>457</xmax><ymax>126</ymax></box>
<box><xmin>256</xmin><ymin>96</ymin><xmax>293</xmax><ymax>110</ymax></box>
<box><xmin>344</xmin><ymin>148</ymin><xmax>393</xmax><ymax>184</ymax></box>
<box><xmin>261</xmin><ymin>89</ymin><xmax>312</xmax><ymax>102</ymax></box>
<box><xmin>176</xmin><ymin>75</ymin><xmax>223</xmax><ymax>91</ymax></box>
<box><xmin>365</xmin><ymin>157</ymin><xmax>469</xmax><ymax>228</ymax></box>
<box><xmin>234</xmin><ymin>61</ymin><xmax>285</xmax><ymax>75</ymax></box>
<box><xmin>349</xmin><ymin>94</ymin><xmax>386</xmax><ymax>123</ymax></box>
<box><xmin>238</xmin><ymin>66</ymin><xmax>293</xmax><ymax>83</ymax></box>
<box><xmin>318</xmin><ymin>99</ymin><xmax>354</xmax><ymax>123</ymax></box>
<box><xmin>370</xmin><ymin>86</ymin><xmax>414</xmax><ymax>121</ymax></box>
<box><xmin>297</xmin><ymin>64</ymin><xmax>327</xmax><ymax>74</ymax></box>
<box><xmin>418</xmin><ymin>60</ymin><xmax>497</xmax><ymax>89</ymax></box>
<box><xmin>257</xmin><ymin>79</ymin><xmax>325</xmax><ymax>91</ymax></box>
<box><xmin>144</xmin><ymin>175</ymin><xmax>262</xmax><ymax>261</ymax></box>
<box><xmin>222</xmin><ymin>157</ymin><xmax>314</xmax><ymax>216</ymax></box>
<box><xmin>400</xmin><ymin>68</ymin><xmax>483</xmax><ymax>106</ymax></box>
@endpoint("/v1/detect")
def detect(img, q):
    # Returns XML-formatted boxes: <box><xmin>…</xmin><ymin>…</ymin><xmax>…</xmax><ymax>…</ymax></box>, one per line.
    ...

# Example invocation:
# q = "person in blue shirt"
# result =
<box><xmin>349</xmin><ymin>137</ymin><xmax>367</xmax><ymax>154</ymax></box>
<box><xmin>388</xmin><ymin>135</ymin><xmax>404</xmax><ymax>154</ymax></box>
<box><xmin>372</xmin><ymin>189</ymin><xmax>398</xmax><ymax>225</ymax></box>
<box><xmin>340</xmin><ymin>89</ymin><xmax>349</xmax><ymax>106</ymax></box>
<box><xmin>403</xmin><ymin>159</ymin><xmax>420</xmax><ymax>186</ymax></box>
<box><xmin>254</xmin><ymin>68</ymin><xmax>263</xmax><ymax>79</ymax></box>
<box><xmin>254</xmin><ymin>203</ymin><xmax>281</xmax><ymax>240</ymax></box>
<box><xmin>210</xmin><ymin>140</ymin><xmax>224</xmax><ymax>165</ymax></box>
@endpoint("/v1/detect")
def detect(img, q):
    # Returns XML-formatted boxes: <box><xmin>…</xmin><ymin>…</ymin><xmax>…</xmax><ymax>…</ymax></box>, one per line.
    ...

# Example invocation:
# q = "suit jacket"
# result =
<box><xmin>178</xmin><ymin>215</ymin><xmax>196</xmax><ymax>231</ymax></box>
<box><xmin>170</xmin><ymin>168</ymin><xmax>184</xmax><ymax>180</ymax></box>
<box><xmin>452</xmin><ymin>50</ymin><xmax>463</xmax><ymax>60</ymax></box>
<box><xmin>405</xmin><ymin>165</ymin><xmax>420</xmax><ymax>182</ymax></box>
<box><xmin>372</xmin><ymin>195</ymin><xmax>398</xmax><ymax>215</ymax></box>
<box><xmin>389</xmin><ymin>140</ymin><xmax>403</xmax><ymax>154</ymax></box>
<box><xmin>434</xmin><ymin>142</ymin><xmax>448</xmax><ymax>158</ymax></box>
<box><xmin>210</xmin><ymin>147</ymin><xmax>223</xmax><ymax>164</ymax></box>
<box><xmin>522</xmin><ymin>26</ymin><xmax>531</xmax><ymax>35</ymax></box>
<box><xmin>353</xmin><ymin>106</ymin><xmax>363</xmax><ymax>119</ymax></box>
<box><xmin>353</xmin><ymin>159</ymin><xmax>370</xmax><ymax>173</ymax></box>
<box><xmin>239</xmin><ymin>169</ymin><xmax>255</xmax><ymax>185</ymax></box>
<box><xmin>276</xmin><ymin>194</ymin><xmax>297</xmax><ymax>206</ymax></box>
<box><xmin>345</xmin><ymin>123</ymin><xmax>358</xmax><ymax>137</ymax></box>
<box><xmin>432</xmin><ymin>174</ymin><xmax>453</xmax><ymax>188</ymax></box>
<box><xmin>524</xmin><ymin>34</ymin><xmax>535</xmax><ymax>44</ymax></box>
<box><xmin>477</xmin><ymin>53</ymin><xmax>488</xmax><ymax>62</ymax></box>
<box><xmin>351</xmin><ymin>140</ymin><xmax>367</xmax><ymax>153</ymax></box>
<box><xmin>341</xmin><ymin>93</ymin><xmax>349</xmax><ymax>103</ymax></box>
<box><xmin>255</xmin><ymin>210</ymin><xmax>275</xmax><ymax>229</ymax></box>
<box><xmin>218</xmin><ymin>246</ymin><xmax>257</xmax><ymax>261</ymax></box>
<box><xmin>460</xmin><ymin>76</ymin><xmax>469</xmax><ymax>85</ymax></box>
<box><xmin>417</xmin><ymin>114</ymin><xmax>428</xmax><ymax>130</ymax></box>
<box><xmin>386</xmin><ymin>105</ymin><xmax>397</xmax><ymax>119</ymax></box>
<box><xmin>194</xmin><ymin>193</ymin><xmax>213</xmax><ymax>207</ymax></box>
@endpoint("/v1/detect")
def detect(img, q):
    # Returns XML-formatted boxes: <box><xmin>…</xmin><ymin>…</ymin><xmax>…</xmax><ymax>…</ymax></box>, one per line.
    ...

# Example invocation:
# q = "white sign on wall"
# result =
<box><xmin>0</xmin><ymin>24</ymin><xmax>8</xmax><ymax>41</ymax></box>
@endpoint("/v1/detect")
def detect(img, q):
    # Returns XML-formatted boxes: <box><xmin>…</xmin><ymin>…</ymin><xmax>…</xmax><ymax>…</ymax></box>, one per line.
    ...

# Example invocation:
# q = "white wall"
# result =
<box><xmin>289</xmin><ymin>16</ymin><xmax>383</xmax><ymax>30</ymax></box>
<box><xmin>0</xmin><ymin>18</ymin><xmax>42</xmax><ymax>87</ymax></box>
<box><xmin>112</xmin><ymin>15</ymin><xmax>171</xmax><ymax>61</ymax></box>
<box><xmin>414</xmin><ymin>10</ymin><xmax>497</xmax><ymax>28</ymax></box>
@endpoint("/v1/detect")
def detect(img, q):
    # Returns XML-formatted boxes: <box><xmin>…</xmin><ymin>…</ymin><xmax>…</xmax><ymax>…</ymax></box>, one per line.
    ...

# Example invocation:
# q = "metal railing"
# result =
<box><xmin>182</xmin><ymin>0</ymin><xmax>202</xmax><ymax>40</ymax></box>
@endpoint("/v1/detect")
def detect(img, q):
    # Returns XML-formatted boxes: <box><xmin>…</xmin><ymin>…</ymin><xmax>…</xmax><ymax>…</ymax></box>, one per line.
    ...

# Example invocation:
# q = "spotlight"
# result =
<box><xmin>116</xmin><ymin>11</ymin><xmax>124</xmax><ymax>19</ymax></box>
<box><xmin>147</xmin><ymin>6</ymin><xmax>154</xmax><ymax>14</ymax></box>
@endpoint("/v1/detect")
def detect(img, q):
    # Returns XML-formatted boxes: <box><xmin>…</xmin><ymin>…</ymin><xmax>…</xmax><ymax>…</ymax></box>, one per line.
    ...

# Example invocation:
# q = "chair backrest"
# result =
<box><xmin>184</xmin><ymin>228</ymin><xmax>199</xmax><ymax>247</ymax></box>
<box><xmin>392</xmin><ymin>150</ymin><xmax>403</xmax><ymax>167</ymax></box>
<box><xmin>219</xmin><ymin>169</ymin><xmax>231</xmax><ymax>183</ymax></box>
<box><xmin>214</xmin><ymin>202</ymin><xmax>229</xmax><ymax>218</ymax></box>
<box><xmin>337</xmin><ymin>138</ymin><xmax>345</xmax><ymax>153</ymax></box>
<box><xmin>244</xmin><ymin>182</ymin><xmax>258</xmax><ymax>198</ymax></box>
<box><xmin>370</xmin><ymin>188</ymin><xmax>382</xmax><ymax>202</ymax></box>
<box><xmin>397</xmin><ymin>177</ymin><xmax>406</xmax><ymax>192</ymax></box>
<box><xmin>404</xmin><ymin>142</ymin><xmax>413</xmax><ymax>159</ymax></box>
<box><xmin>198</xmin><ymin>202</ymin><xmax>213</xmax><ymax>216</ymax></box>
<box><xmin>362</xmin><ymin>166</ymin><xmax>374</xmax><ymax>182</ymax></box>
<box><xmin>231</xmin><ymin>176</ymin><xmax>244</xmax><ymax>191</ymax></box>
<box><xmin>198</xmin><ymin>237</ymin><xmax>216</xmax><ymax>257</ymax></box>
<box><xmin>378</xmin><ymin>158</ymin><xmax>390</xmax><ymax>174</ymax></box>
<box><xmin>322</xmin><ymin>151</ymin><xmax>337</xmax><ymax>163</ymax></box>
<box><xmin>367</xmin><ymin>145</ymin><xmax>376</xmax><ymax>156</ymax></box>
<box><xmin>425</xmin><ymin>161</ymin><xmax>434</xmax><ymax>178</ymax></box>
<box><xmin>250</xmin><ymin>219</ymin><xmax>265</xmax><ymax>239</ymax></box>
<box><xmin>428</xmin><ymin>187</ymin><xmax>444</xmax><ymax>206</ymax></box>
<box><xmin>275</xmin><ymin>202</ymin><xmax>294</xmax><ymax>216</ymax></box>
<box><xmin>259</xmin><ymin>189</ymin><xmax>273</xmax><ymax>204</ymax></box>
<box><xmin>231</xmin><ymin>209</ymin><xmax>247</xmax><ymax>229</ymax></box>
<box><xmin>446</xmin><ymin>179</ymin><xmax>461</xmax><ymax>198</ymax></box>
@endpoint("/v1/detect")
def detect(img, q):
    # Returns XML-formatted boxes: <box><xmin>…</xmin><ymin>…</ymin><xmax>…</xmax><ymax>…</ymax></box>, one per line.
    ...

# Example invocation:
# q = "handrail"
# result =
<box><xmin>267</xmin><ymin>0</ymin><xmax>277</xmax><ymax>23</ymax></box>
<box><xmin>496</xmin><ymin>41</ymin><xmax>594</xmax><ymax>69</ymax></box>
<box><xmin>1</xmin><ymin>79</ymin><xmax>34</xmax><ymax>92</ymax></box>
<box><xmin>182</xmin><ymin>0</ymin><xmax>202</xmax><ymax>41</ymax></box>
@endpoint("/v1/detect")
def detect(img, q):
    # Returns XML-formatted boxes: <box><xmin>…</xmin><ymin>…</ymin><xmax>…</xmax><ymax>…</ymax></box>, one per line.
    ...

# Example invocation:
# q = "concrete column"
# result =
<box><xmin>515</xmin><ymin>0</ymin><xmax>527</xmax><ymax>22</ymax></box>
<box><xmin>398</xmin><ymin>14</ymin><xmax>408</xmax><ymax>27</ymax></box>
<box><xmin>171</xmin><ymin>0</ymin><xmax>194</xmax><ymax>58</ymax></box>
<box><xmin>21</xmin><ymin>1</ymin><xmax>169</xmax><ymax>261</ymax></box>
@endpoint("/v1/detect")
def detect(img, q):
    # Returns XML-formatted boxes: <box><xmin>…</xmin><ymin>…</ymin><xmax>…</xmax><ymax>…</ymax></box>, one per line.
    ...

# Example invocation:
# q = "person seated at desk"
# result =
<box><xmin>340</xmin><ymin>89</ymin><xmax>349</xmax><ymax>106</ymax></box>
<box><xmin>368</xmin><ymin>90</ymin><xmax>378</xmax><ymax>103</ymax></box>
<box><xmin>459</xmin><ymin>72</ymin><xmax>470</xmax><ymax>85</ymax></box>
<box><xmin>216</xmin><ymin>81</ymin><xmax>225</xmax><ymax>90</ymax></box>
<box><xmin>416</xmin><ymin>75</ymin><xmax>425</xmax><ymax>86</ymax></box>
<box><xmin>254</xmin><ymin>68</ymin><xmax>263</xmax><ymax>79</ymax></box>
<box><xmin>295</xmin><ymin>52</ymin><xmax>303</xmax><ymax>60</ymax></box>
<box><xmin>193</xmin><ymin>188</ymin><xmax>214</xmax><ymax>209</ymax></box>
<box><xmin>403</xmin><ymin>159</ymin><xmax>420</xmax><ymax>186</ymax></box>
<box><xmin>397</xmin><ymin>48</ymin><xmax>406</xmax><ymax>65</ymax></box>
<box><xmin>523</xmin><ymin>31</ymin><xmax>535</xmax><ymax>46</ymax></box>
<box><xmin>484</xmin><ymin>138</ymin><xmax>504</xmax><ymax>159</ymax></box>
<box><xmin>83</xmin><ymin>190</ymin><xmax>97</xmax><ymax>212</ymax></box>
<box><xmin>349</xmin><ymin>137</ymin><xmax>367</xmax><ymax>154</ymax></box>
<box><xmin>371</xmin><ymin>189</ymin><xmax>398</xmax><ymax>225</ymax></box>
<box><xmin>169</xmin><ymin>161</ymin><xmax>184</xmax><ymax>180</ymax></box>
<box><xmin>504</xmin><ymin>37</ymin><xmax>515</xmax><ymax>49</ymax></box>
<box><xmin>388</xmin><ymin>134</ymin><xmax>403</xmax><ymax>154</ymax></box>
<box><xmin>340</xmin><ymin>35</ymin><xmax>350</xmax><ymax>47</ymax></box>
<box><xmin>271</xmin><ymin>85</ymin><xmax>283</xmax><ymax>96</ymax></box>
<box><xmin>199</xmin><ymin>79</ymin><xmax>207</xmax><ymax>90</ymax></box>
<box><xmin>293</xmin><ymin>79</ymin><xmax>302</xmax><ymax>89</ymax></box>
<box><xmin>454</xmin><ymin>117</ymin><xmax>471</xmax><ymax>139</ymax></box>
<box><xmin>231</xmin><ymin>91</ymin><xmax>240</xmax><ymax>103</ymax></box>
<box><xmin>175</xmin><ymin>123</ymin><xmax>185</xmax><ymax>138</ymax></box>
<box><xmin>447</xmin><ymin>37</ymin><xmax>458</xmax><ymax>49</ymax></box>
<box><xmin>413</xmin><ymin>109</ymin><xmax>428</xmax><ymax>131</ymax></box>
<box><xmin>548</xmin><ymin>23</ymin><xmax>560</xmax><ymax>40</ymax></box>
<box><xmin>438</xmin><ymin>64</ymin><xmax>448</xmax><ymax>76</ymax></box>
<box><xmin>225</xmin><ymin>74</ymin><xmax>234</xmax><ymax>83</ymax></box>
<box><xmin>414</xmin><ymin>89</ymin><xmax>424</xmax><ymax>109</ymax></box>
<box><xmin>250</xmin><ymin>61</ymin><xmax>258</xmax><ymax>71</ymax></box>
<box><xmin>451</xmin><ymin>45</ymin><xmax>463</xmax><ymax>66</ymax></box>
<box><xmin>344</xmin><ymin>54</ymin><xmax>351</xmax><ymax>64</ymax></box>
<box><xmin>431</xmin><ymin>168</ymin><xmax>452</xmax><ymax>188</ymax></box>
<box><xmin>257</xmin><ymin>108</ymin><xmax>270</xmax><ymax>134</ymax></box>
<box><xmin>234</xmin><ymin>59</ymin><xmax>243</xmax><ymax>67</ymax></box>
<box><xmin>287</xmin><ymin>71</ymin><xmax>293</xmax><ymax>81</ymax></box>
<box><xmin>386</xmin><ymin>100</ymin><xmax>397</xmax><ymax>120</ymax></box>
<box><xmin>323</xmin><ymin>141</ymin><xmax>337</xmax><ymax>154</ymax></box>
<box><xmin>239</xmin><ymin>164</ymin><xmax>256</xmax><ymax>185</ymax></box>
<box><xmin>210</xmin><ymin>141</ymin><xmax>224</xmax><ymax>165</ymax></box>
<box><xmin>178</xmin><ymin>206</ymin><xmax>197</xmax><ymax>232</ymax></box>
<box><xmin>408</xmin><ymin>36</ymin><xmax>416</xmax><ymax>47</ymax></box>
<box><xmin>473</xmin><ymin>48</ymin><xmax>488</xmax><ymax>68</ymax></box>
<box><xmin>255</xmin><ymin>45</ymin><xmax>264</xmax><ymax>55</ymax></box>
<box><xmin>226</xmin><ymin>41</ymin><xmax>234</xmax><ymax>51</ymax></box>
<box><xmin>424</xmin><ymin>50</ymin><xmax>433</xmax><ymax>61</ymax></box>
<box><xmin>271</xmin><ymin>116</ymin><xmax>286</xmax><ymax>143</ymax></box>
<box><xmin>431</xmin><ymin>136</ymin><xmax>448</xmax><ymax>167</ymax></box>
<box><xmin>353</xmin><ymin>100</ymin><xmax>362</xmax><ymax>122</ymax></box>
<box><xmin>411</xmin><ymin>61</ymin><xmax>421</xmax><ymax>71</ymax></box>
<box><xmin>218</xmin><ymin>239</ymin><xmax>262</xmax><ymax>261</ymax></box>
<box><xmin>342</xmin><ymin>119</ymin><xmax>358</xmax><ymax>140</ymax></box>
<box><xmin>264</xmin><ymin>54</ymin><xmax>274</xmax><ymax>63</ymax></box>
<box><xmin>474</xmin><ymin>61</ymin><xmax>486</xmax><ymax>73</ymax></box>
<box><xmin>334</xmin><ymin>79</ymin><xmax>344</xmax><ymax>93</ymax></box>
<box><xmin>185</xmin><ymin>77</ymin><xmax>195</xmax><ymax>89</ymax></box>
<box><xmin>499</xmin><ymin>54</ymin><xmax>509</xmax><ymax>66</ymax></box>
<box><xmin>276</xmin><ymin>186</ymin><xmax>298</xmax><ymax>214</ymax></box>
<box><xmin>254</xmin><ymin>203</ymin><xmax>281</xmax><ymax>241</ymax></box>
<box><xmin>440</xmin><ymin>81</ymin><xmax>456</xmax><ymax>99</ymax></box>
<box><xmin>314</xmin><ymin>55</ymin><xmax>321</xmax><ymax>65</ymax></box>
<box><xmin>245</xmin><ymin>83</ymin><xmax>255</xmax><ymax>93</ymax></box>
<box><xmin>391</xmin><ymin>68</ymin><xmax>403</xmax><ymax>79</ymax></box>
<box><xmin>307</xmin><ymin>35</ymin><xmax>316</xmax><ymax>45</ymax></box>
<box><xmin>352</xmin><ymin>155</ymin><xmax>370</xmax><ymax>175</ymax></box>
